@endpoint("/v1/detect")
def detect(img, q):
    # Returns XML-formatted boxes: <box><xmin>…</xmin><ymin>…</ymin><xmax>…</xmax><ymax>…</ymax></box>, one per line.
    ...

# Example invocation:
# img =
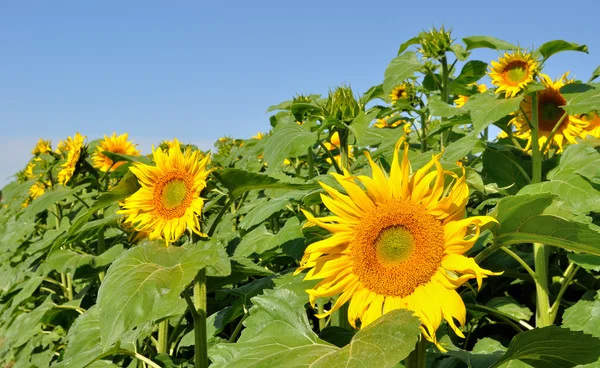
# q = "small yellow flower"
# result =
<box><xmin>455</xmin><ymin>84</ymin><xmax>488</xmax><ymax>108</ymax></box>
<box><xmin>374</xmin><ymin>115</ymin><xmax>405</xmax><ymax>129</ymax></box>
<box><xmin>29</xmin><ymin>182</ymin><xmax>46</xmax><ymax>199</ymax></box>
<box><xmin>389</xmin><ymin>84</ymin><xmax>409</xmax><ymax>104</ymax></box>
<box><xmin>489</xmin><ymin>50</ymin><xmax>539</xmax><ymax>98</ymax></box>
<box><xmin>92</xmin><ymin>133</ymin><xmax>141</xmax><ymax>172</ymax></box>
<box><xmin>32</xmin><ymin>139</ymin><xmax>52</xmax><ymax>155</ymax></box>
<box><xmin>252</xmin><ymin>132</ymin><xmax>265</xmax><ymax>140</ymax></box>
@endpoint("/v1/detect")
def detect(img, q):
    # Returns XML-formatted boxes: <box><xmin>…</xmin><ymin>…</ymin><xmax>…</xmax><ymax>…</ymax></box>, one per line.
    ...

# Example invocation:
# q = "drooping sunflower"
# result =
<box><xmin>389</xmin><ymin>84</ymin><xmax>409</xmax><ymax>104</ymax></box>
<box><xmin>92</xmin><ymin>133</ymin><xmax>141</xmax><ymax>172</ymax></box>
<box><xmin>455</xmin><ymin>84</ymin><xmax>488</xmax><ymax>108</ymax></box>
<box><xmin>57</xmin><ymin>133</ymin><xmax>86</xmax><ymax>185</ymax></box>
<box><xmin>32</xmin><ymin>139</ymin><xmax>52</xmax><ymax>155</ymax></box>
<box><xmin>509</xmin><ymin>72</ymin><xmax>588</xmax><ymax>153</ymax></box>
<box><xmin>489</xmin><ymin>51</ymin><xmax>539</xmax><ymax>98</ymax></box>
<box><xmin>118</xmin><ymin>139</ymin><xmax>211</xmax><ymax>244</ymax></box>
<box><xmin>297</xmin><ymin>138</ymin><xmax>499</xmax><ymax>350</ymax></box>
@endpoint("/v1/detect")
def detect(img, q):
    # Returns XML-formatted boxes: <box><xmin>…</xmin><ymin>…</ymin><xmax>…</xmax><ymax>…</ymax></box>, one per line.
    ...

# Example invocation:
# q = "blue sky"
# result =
<box><xmin>1</xmin><ymin>0</ymin><xmax>598</xmax><ymax>187</ymax></box>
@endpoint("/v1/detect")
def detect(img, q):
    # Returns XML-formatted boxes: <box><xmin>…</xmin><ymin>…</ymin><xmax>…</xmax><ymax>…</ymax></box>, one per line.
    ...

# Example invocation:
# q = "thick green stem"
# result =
<box><xmin>319</xmin><ymin>140</ymin><xmax>343</xmax><ymax>174</ymax></box>
<box><xmin>98</xmin><ymin>225</ymin><xmax>106</xmax><ymax>282</ymax></box>
<box><xmin>157</xmin><ymin>320</ymin><xmax>168</xmax><ymax>354</ymax></box>
<box><xmin>307</xmin><ymin>146</ymin><xmax>315</xmax><ymax>179</ymax></box>
<box><xmin>405</xmin><ymin>336</ymin><xmax>428</xmax><ymax>368</ymax></box>
<box><xmin>318</xmin><ymin>303</ymin><xmax>327</xmax><ymax>331</ymax></box>
<box><xmin>337</xmin><ymin>304</ymin><xmax>351</xmax><ymax>330</ymax></box>
<box><xmin>419</xmin><ymin>112</ymin><xmax>428</xmax><ymax>153</ymax></box>
<box><xmin>339</xmin><ymin>128</ymin><xmax>349</xmax><ymax>171</ymax></box>
<box><xmin>193</xmin><ymin>269</ymin><xmax>208</xmax><ymax>368</ymax></box>
<box><xmin>550</xmin><ymin>263</ymin><xmax>580</xmax><ymax>323</ymax></box>
<box><xmin>440</xmin><ymin>56</ymin><xmax>450</xmax><ymax>149</ymax></box>
<box><xmin>64</xmin><ymin>273</ymin><xmax>73</xmax><ymax>301</ymax></box>
<box><xmin>529</xmin><ymin>93</ymin><xmax>551</xmax><ymax>327</ymax></box>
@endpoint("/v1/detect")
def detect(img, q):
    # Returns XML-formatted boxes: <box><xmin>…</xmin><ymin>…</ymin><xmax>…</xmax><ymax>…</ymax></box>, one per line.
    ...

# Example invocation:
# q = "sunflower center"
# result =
<box><xmin>350</xmin><ymin>199</ymin><xmax>445</xmax><ymax>297</ymax></box>
<box><xmin>537</xmin><ymin>89</ymin><xmax>567</xmax><ymax>132</ymax></box>
<box><xmin>161</xmin><ymin>179</ymin><xmax>188</xmax><ymax>209</ymax></box>
<box><xmin>375</xmin><ymin>226</ymin><xmax>415</xmax><ymax>266</ymax></box>
<box><xmin>503</xmin><ymin>61</ymin><xmax>529</xmax><ymax>85</ymax></box>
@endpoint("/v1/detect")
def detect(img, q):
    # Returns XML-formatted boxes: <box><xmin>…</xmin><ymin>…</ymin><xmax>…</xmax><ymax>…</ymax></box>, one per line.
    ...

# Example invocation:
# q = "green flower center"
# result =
<box><xmin>504</xmin><ymin>62</ymin><xmax>529</xmax><ymax>85</ymax></box>
<box><xmin>374</xmin><ymin>226</ymin><xmax>415</xmax><ymax>266</ymax></box>
<box><xmin>161</xmin><ymin>179</ymin><xmax>188</xmax><ymax>209</ymax></box>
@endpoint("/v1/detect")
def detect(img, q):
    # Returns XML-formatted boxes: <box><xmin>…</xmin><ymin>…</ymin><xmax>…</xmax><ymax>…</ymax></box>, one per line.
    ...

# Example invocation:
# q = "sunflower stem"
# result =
<box><xmin>339</xmin><ymin>127</ymin><xmax>349</xmax><ymax>171</ymax></box>
<box><xmin>529</xmin><ymin>93</ymin><xmax>551</xmax><ymax>327</ymax></box>
<box><xmin>193</xmin><ymin>269</ymin><xmax>208</xmax><ymax>368</ymax></box>
<box><xmin>307</xmin><ymin>146</ymin><xmax>315</xmax><ymax>179</ymax></box>
<box><xmin>157</xmin><ymin>320</ymin><xmax>168</xmax><ymax>354</ymax></box>
<box><xmin>549</xmin><ymin>263</ymin><xmax>580</xmax><ymax>323</ymax></box>
<box><xmin>317</xmin><ymin>303</ymin><xmax>327</xmax><ymax>331</ymax></box>
<box><xmin>337</xmin><ymin>304</ymin><xmax>351</xmax><ymax>330</ymax></box>
<box><xmin>97</xmin><ymin>225</ymin><xmax>106</xmax><ymax>282</ymax></box>
<box><xmin>319</xmin><ymin>140</ymin><xmax>344</xmax><ymax>175</ymax></box>
<box><xmin>440</xmin><ymin>56</ymin><xmax>450</xmax><ymax>149</ymax></box>
<box><xmin>419</xmin><ymin>112</ymin><xmax>428</xmax><ymax>153</ymax></box>
<box><xmin>405</xmin><ymin>335</ymin><xmax>427</xmax><ymax>368</ymax></box>
<box><xmin>540</xmin><ymin>111</ymin><xmax>568</xmax><ymax>154</ymax></box>
<box><xmin>207</xmin><ymin>195</ymin><xmax>237</xmax><ymax>237</ymax></box>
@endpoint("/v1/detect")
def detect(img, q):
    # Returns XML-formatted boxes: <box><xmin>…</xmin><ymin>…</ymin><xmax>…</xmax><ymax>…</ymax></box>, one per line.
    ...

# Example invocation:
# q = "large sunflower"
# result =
<box><xmin>57</xmin><ymin>133</ymin><xmax>86</xmax><ymax>185</ymax></box>
<box><xmin>489</xmin><ymin>51</ymin><xmax>538</xmax><ymax>98</ymax></box>
<box><xmin>297</xmin><ymin>138</ymin><xmax>499</xmax><ymax>350</ymax></box>
<box><xmin>118</xmin><ymin>139</ymin><xmax>211</xmax><ymax>243</ymax></box>
<box><xmin>92</xmin><ymin>133</ymin><xmax>141</xmax><ymax>172</ymax></box>
<box><xmin>32</xmin><ymin>139</ymin><xmax>52</xmax><ymax>155</ymax></box>
<box><xmin>510</xmin><ymin>72</ymin><xmax>588</xmax><ymax>153</ymax></box>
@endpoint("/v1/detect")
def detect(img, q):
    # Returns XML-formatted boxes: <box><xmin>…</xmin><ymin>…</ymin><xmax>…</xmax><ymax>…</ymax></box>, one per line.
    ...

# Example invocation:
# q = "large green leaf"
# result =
<box><xmin>213</xmin><ymin>169</ymin><xmax>317</xmax><ymax>198</ymax></box>
<box><xmin>567</xmin><ymin>253</ymin><xmax>600</xmax><ymax>271</ymax></box>
<box><xmin>383</xmin><ymin>52</ymin><xmax>424</xmax><ymax>95</ymax></box>
<box><xmin>561</xmin><ymin>84</ymin><xmax>600</xmax><ymax>115</ymax></box>
<box><xmin>210</xmin><ymin>288</ymin><xmax>420</xmax><ymax>368</ymax></box>
<box><xmin>234</xmin><ymin>217</ymin><xmax>303</xmax><ymax>258</ymax></box>
<box><xmin>491</xmin><ymin>326</ymin><xmax>600</xmax><ymax>368</ymax></box>
<box><xmin>46</xmin><ymin>245</ymin><xmax>125</xmax><ymax>274</ymax></box>
<box><xmin>263</xmin><ymin>122</ymin><xmax>318</xmax><ymax>168</ymax></box>
<box><xmin>97</xmin><ymin>241</ymin><xmax>230</xmax><ymax>349</ymax></box>
<box><xmin>348</xmin><ymin>110</ymin><xmax>379</xmax><ymax>143</ymax></box>
<box><xmin>486</xmin><ymin>297</ymin><xmax>533</xmax><ymax>321</ymax></box>
<box><xmin>537</xmin><ymin>40</ymin><xmax>588</xmax><ymax>60</ymax></box>
<box><xmin>462</xmin><ymin>36</ymin><xmax>516</xmax><ymax>51</ymax></box>
<box><xmin>239</xmin><ymin>192</ymin><xmax>304</xmax><ymax>230</ymax></box>
<box><xmin>442</xmin><ymin>132</ymin><xmax>484</xmax><ymax>163</ymax></box>
<box><xmin>20</xmin><ymin>184</ymin><xmax>89</xmax><ymax>220</ymax></box>
<box><xmin>590</xmin><ymin>65</ymin><xmax>600</xmax><ymax>83</ymax></box>
<box><xmin>493</xmin><ymin>194</ymin><xmax>600</xmax><ymax>255</ymax></box>
<box><xmin>429</xmin><ymin>96</ymin><xmax>467</xmax><ymax>118</ymax></box>
<box><xmin>464</xmin><ymin>93</ymin><xmax>523</xmax><ymax>135</ymax></box>
<box><xmin>563</xmin><ymin>291</ymin><xmax>600</xmax><ymax>338</ymax></box>
<box><xmin>449</xmin><ymin>60</ymin><xmax>488</xmax><ymax>91</ymax></box>
<box><xmin>482</xmin><ymin>148</ymin><xmax>531</xmax><ymax>195</ymax></box>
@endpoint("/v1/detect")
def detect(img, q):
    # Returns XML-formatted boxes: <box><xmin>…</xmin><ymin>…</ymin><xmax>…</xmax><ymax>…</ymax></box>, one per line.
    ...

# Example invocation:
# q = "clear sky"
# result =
<box><xmin>1</xmin><ymin>0</ymin><xmax>598</xmax><ymax>188</ymax></box>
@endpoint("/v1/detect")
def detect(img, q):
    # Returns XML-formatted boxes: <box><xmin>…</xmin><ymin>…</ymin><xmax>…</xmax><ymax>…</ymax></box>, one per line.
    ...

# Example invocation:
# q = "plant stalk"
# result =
<box><xmin>193</xmin><ymin>269</ymin><xmax>208</xmax><ymax>368</ymax></box>
<box><xmin>339</xmin><ymin>128</ymin><xmax>349</xmax><ymax>171</ymax></box>
<box><xmin>440</xmin><ymin>56</ymin><xmax>450</xmax><ymax>149</ymax></box>
<box><xmin>405</xmin><ymin>336</ymin><xmax>427</xmax><ymax>368</ymax></box>
<box><xmin>157</xmin><ymin>320</ymin><xmax>168</xmax><ymax>354</ymax></box>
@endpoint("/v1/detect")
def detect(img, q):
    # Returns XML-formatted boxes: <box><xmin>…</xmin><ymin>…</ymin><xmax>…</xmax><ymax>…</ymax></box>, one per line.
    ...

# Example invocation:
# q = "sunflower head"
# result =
<box><xmin>29</xmin><ymin>182</ymin><xmax>46</xmax><ymax>200</ymax></box>
<box><xmin>57</xmin><ymin>133</ymin><xmax>87</xmax><ymax>185</ymax></box>
<box><xmin>92</xmin><ymin>133</ymin><xmax>140</xmax><ymax>172</ymax></box>
<box><xmin>582</xmin><ymin>111</ymin><xmax>600</xmax><ymax>138</ymax></box>
<box><xmin>252</xmin><ymin>132</ymin><xmax>265</xmax><ymax>140</ymax></box>
<box><xmin>389</xmin><ymin>83</ymin><xmax>415</xmax><ymax>104</ymax></box>
<box><xmin>489</xmin><ymin>50</ymin><xmax>539</xmax><ymax>98</ymax></box>
<box><xmin>419</xmin><ymin>26</ymin><xmax>453</xmax><ymax>59</ymax></box>
<box><xmin>32</xmin><ymin>139</ymin><xmax>52</xmax><ymax>155</ymax></box>
<box><xmin>297</xmin><ymin>138</ymin><xmax>499</xmax><ymax>350</ymax></box>
<box><xmin>510</xmin><ymin>72</ymin><xmax>588</xmax><ymax>153</ymax></box>
<box><xmin>118</xmin><ymin>139</ymin><xmax>212</xmax><ymax>244</ymax></box>
<box><xmin>325</xmin><ymin>86</ymin><xmax>361</xmax><ymax>123</ymax></box>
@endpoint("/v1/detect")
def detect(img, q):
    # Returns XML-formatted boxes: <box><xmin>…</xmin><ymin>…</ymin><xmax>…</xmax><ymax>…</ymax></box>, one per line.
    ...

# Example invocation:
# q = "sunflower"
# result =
<box><xmin>57</xmin><ymin>133</ymin><xmax>86</xmax><ymax>185</ymax></box>
<box><xmin>323</xmin><ymin>131</ymin><xmax>354</xmax><ymax>166</ymax></box>
<box><xmin>455</xmin><ymin>84</ymin><xmax>488</xmax><ymax>108</ymax></box>
<box><xmin>489</xmin><ymin>51</ymin><xmax>539</xmax><ymax>98</ymax></box>
<box><xmin>92</xmin><ymin>133</ymin><xmax>141</xmax><ymax>172</ymax></box>
<box><xmin>29</xmin><ymin>182</ymin><xmax>46</xmax><ymax>200</ymax></box>
<box><xmin>582</xmin><ymin>111</ymin><xmax>600</xmax><ymax>138</ymax></box>
<box><xmin>389</xmin><ymin>84</ymin><xmax>409</xmax><ymax>104</ymax></box>
<box><xmin>32</xmin><ymin>139</ymin><xmax>52</xmax><ymax>155</ymax></box>
<box><xmin>374</xmin><ymin>114</ymin><xmax>405</xmax><ymax>129</ymax></box>
<box><xmin>118</xmin><ymin>139</ymin><xmax>211</xmax><ymax>244</ymax></box>
<box><xmin>297</xmin><ymin>137</ymin><xmax>499</xmax><ymax>350</ymax></box>
<box><xmin>252</xmin><ymin>132</ymin><xmax>265</xmax><ymax>140</ymax></box>
<box><xmin>402</xmin><ymin>122</ymin><xmax>412</xmax><ymax>136</ymax></box>
<box><xmin>509</xmin><ymin>72</ymin><xmax>588</xmax><ymax>153</ymax></box>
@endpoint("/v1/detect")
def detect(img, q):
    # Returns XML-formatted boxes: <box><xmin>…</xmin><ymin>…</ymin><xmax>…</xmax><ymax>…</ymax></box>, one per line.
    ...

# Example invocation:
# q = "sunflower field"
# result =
<box><xmin>2</xmin><ymin>29</ymin><xmax>600</xmax><ymax>368</ymax></box>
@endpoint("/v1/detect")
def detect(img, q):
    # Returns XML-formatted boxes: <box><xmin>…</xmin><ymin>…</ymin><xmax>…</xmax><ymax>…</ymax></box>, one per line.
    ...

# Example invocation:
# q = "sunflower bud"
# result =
<box><xmin>324</xmin><ymin>86</ymin><xmax>362</xmax><ymax>124</ymax></box>
<box><xmin>419</xmin><ymin>26</ymin><xmax>453</xmax><ymax>60</ymax></box>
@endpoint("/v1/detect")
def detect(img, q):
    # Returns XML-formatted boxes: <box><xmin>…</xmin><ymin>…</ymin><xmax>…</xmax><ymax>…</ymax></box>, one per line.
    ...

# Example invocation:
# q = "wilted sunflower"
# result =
<box><xmin>92</xmin><ymin>133</ymin><xmax>141</xmax><ymax>172</ymax></box>
<box><xmin>297</xmin><ymin>137</ymin><xmax>499</xmax><ymax>350</ymax></box>
<box><xmin>57</xmin><ymin>133</ymin><xmax>86</xmax><ymax>185</ymax></box>
<box><xmin>510</xmin><ymin>72</ymin><xmax>588</xmax><ymax>153</ymax></box>
<box><xmin>389</xmin><ymin>84</ymin><xmax>409</xmax><ymax>104</ymax></box>
<box><xmin>489</xmin><ymin>51</ymin><xmax>538</xmax><ymax>98</ymax></box>
<box><xmin>118</xmin><ymin>139</ymin><xmax>211</xmax><ymax>244</ymax></box>
<box><xmin>32</xmin><ymin>139</ymin><xmax>52</xmax><ymax>155</ymax></box>
<box><xmin>455</xmin><ymin>84</ymin><xmax>488</xmax><ymax>108</ymax></box>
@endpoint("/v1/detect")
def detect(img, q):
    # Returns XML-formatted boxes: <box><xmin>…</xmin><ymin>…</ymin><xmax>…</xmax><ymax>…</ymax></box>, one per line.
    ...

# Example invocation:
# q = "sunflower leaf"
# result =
<box><xmin>560</xmin><ymin>83</ymin><xmax>600</xmax><ymax>115</ymax></box>
<box><xmin>212</xmin><ymin>169</ymin><xmax>317</xmax><ymax>198</ymax></box>
<box><xmin>464</xmin><ymin>93</ymin><xmax>523</xmax><ymax>135</ymax></box>
<box><xmin>383</xmin><ymin>52</ymin><xmax>424</xmax><ymax>96</ymax></box>
<box><xmin>442</xmin><ymin>131</ymin><xmax>485</xmax><ymax>163</ymax></box>
<box><xmin>491</xmin><ymin>326</ymin><xmax>600</xmax><ymax>368</ymax></box>
<box><xmin>492</xmin><ymin>193</ymin><xmax>600</xmax><ymax>256</ymax></box>
<box><xmin>97</xmin><ymin>241</ymin><xmax>229</xmax><ymax>350</ymax></box>
<box><xmin>538</xmin><ymin>40</ymin><xmax>588</xmax><ymax>60</ymax></box>
<box><xmin>590</xmin><ymin>65</ymin><xmax>600</xmax><ymax>83</ymax></box>
<box><xmin>262</xmin><ymin>121</ymin><xmax>319</xmax><ymax>169</ymax></box>
<box><xmin>429</xmin><ymin>96</ymin><xmax>467</xmax><ymax>118</ymax></box>
<box><xmin>450</xmin><ymin>60</ymin><xmax>488</xmax><ymax>92</ymax></box>
<box><xmin>462</xmin><ymin>36</ymin><xmax>516</xmax><ymax>51</ymax></box>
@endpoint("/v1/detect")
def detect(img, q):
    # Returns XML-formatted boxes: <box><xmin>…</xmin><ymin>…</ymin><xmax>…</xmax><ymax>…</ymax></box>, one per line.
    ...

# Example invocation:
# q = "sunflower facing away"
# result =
<box><xmin>323</xmin><ymin>131</ymin><xmax>354</xmax><ymax>166</ymax></box>
<box><xmin>32</xmin><ymin>139</ymin><xmax>52</xmax><ymax>155</ymax></box>
<box><xmin>29</xmin><ymin>182</ymin><xmax>46</xmax><ymax>200</ymax></box>
<box><xmin>297</xmin><ymin>138</ymin><xmax>499</xmax><ymax>350</ymax></box>
<box><xmin>118</xmin><ymin>139</ymin><xmax>211</xmax><ymax>244</ymax></box>
<box><xmin>57</xmin><ymin>133</ymin><xmax>86</xmax><ymax>185</ymax></box>
<box><xmin>92</xmin><ymin>133</ymin><xmax>141</xmax><ymax>172</ymax></box>
<box><xmin>489</xmin><ymin>51</ymin><xmax>539</xmax><ymax>98</ymax></box>
<box><xmin>510</xmin><ymin>72</ymin><xmax>588</xmax><ymax>153</ymax></box>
